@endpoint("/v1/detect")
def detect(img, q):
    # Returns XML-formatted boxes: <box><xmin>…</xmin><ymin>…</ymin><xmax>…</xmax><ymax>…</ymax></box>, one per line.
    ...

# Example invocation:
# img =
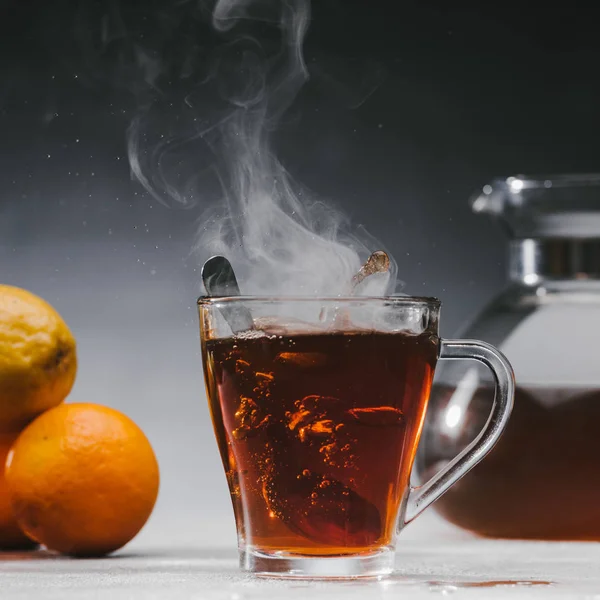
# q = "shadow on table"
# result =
<box><xmin>115</xmin><ymin>547</ymin><xmax>239</xmax><ymax>560</ymax></box>
<box><xmin>0</xmin><ymin>547</ymin><xmax>238</xmax><ymax>561</ymax></box>
<box><xmin>0</xmin><ymin>549</ymin><xmax>57</xmax><ymax>561</ymax></box>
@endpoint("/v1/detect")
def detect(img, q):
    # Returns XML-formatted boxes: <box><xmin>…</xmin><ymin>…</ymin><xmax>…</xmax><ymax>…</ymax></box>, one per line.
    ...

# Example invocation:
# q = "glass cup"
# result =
<box><xmin>198</xmin><ymin>296</ymin><xmax>514</xmax><ymax>578</ymax></box>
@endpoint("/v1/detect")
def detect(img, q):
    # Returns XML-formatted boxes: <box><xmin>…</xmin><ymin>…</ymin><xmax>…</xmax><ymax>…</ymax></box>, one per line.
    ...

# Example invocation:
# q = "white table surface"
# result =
<box><xmin>0</xmin><ymin>264</ymin><xmax>597</xmax><ymax>598</ymax></box>
<box><xmin>2</xmin><ymin>513</ymin><xmax>600</xmax><ymax>600</ymax></box>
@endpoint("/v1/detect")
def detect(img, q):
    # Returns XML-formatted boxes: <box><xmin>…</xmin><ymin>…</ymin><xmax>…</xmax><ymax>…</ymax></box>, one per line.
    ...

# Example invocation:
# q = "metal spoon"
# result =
<box><xmin>350</xmin><ymin>250</ymin><xmax>390</xmax><ymax>293</ymax></box>
<box><xmin>201</xmin><ymin>255</ymin><xmax>254</xmax><ymax>333</ymax></box>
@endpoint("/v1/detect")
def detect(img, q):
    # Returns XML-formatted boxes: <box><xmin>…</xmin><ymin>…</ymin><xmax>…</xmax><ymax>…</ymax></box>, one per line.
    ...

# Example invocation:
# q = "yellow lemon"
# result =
<box><xmin>0</xmin><ymin>285</ymin><xmax>77</xmax><ymax>432</ymax></box>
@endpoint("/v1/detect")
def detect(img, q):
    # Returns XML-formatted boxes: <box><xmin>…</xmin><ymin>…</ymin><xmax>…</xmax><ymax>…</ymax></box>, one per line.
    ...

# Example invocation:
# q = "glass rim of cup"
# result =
<box><xmin>197</xmin><ymin>295</ymin><xmax>441</xmax><ymax>308</ymax></box>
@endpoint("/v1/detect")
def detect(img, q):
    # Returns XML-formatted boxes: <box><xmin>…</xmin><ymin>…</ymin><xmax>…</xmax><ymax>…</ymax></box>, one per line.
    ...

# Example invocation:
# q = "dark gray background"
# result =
<box><xmin>2</xmin><ymin>0</ymin><xmax>599</xmax><ymax>545</ymax></box>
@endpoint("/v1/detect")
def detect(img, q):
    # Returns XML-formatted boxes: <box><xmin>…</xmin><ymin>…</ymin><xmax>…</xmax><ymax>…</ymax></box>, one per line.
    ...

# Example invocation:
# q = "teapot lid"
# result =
<box><xmin>471</xmin><ymin>174</ymin><xmax>600</xmax><ymax>239</ymax></box>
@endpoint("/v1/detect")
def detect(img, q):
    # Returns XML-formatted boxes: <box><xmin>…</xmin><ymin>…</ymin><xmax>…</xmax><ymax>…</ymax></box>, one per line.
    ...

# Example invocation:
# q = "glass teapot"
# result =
<box><xmin>418</xmin><ymin>174</ymin><xmax>600</xmax><ymax>540</ymax></box>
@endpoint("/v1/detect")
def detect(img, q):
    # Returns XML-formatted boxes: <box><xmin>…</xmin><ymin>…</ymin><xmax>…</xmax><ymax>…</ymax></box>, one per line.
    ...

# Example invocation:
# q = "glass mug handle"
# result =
<box><xmin>404</xmin><ymin>339</ymin><xmax>515</xmax><ymax>525</ymax></box>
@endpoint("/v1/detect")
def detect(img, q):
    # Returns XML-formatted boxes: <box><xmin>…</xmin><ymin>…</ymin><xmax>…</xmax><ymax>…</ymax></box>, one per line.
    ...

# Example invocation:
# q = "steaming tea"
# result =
<box><xmin>203</xmin><ymin>325</ymin><xmax>438</xmax><ymax>555</ymax></box>
<box><xmin>422</xmin><ymin>384</ymin><xmax>600</xmax><ymax>540</ymax></box>
<box><xmin>199</xmin><ymin>296</ymin><xmax>514</xmax><ymax>577</ymax></box>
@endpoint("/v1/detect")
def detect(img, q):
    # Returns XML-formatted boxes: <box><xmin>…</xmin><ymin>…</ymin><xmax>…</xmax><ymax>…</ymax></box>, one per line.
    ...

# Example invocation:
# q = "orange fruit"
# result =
<box><xmin>0</xmin><ymin>285</ymin><xmax>77</xmax><ymax>433</ymax></box>
<box><xmin>0</xmin><ymin>433</ymin><xmax>36</xmax><ymax>550</ymax></box>
<box><xmin>5</xmin><ymin>403</ymin><xmax>159</xmax><ymax>556</ymax></box>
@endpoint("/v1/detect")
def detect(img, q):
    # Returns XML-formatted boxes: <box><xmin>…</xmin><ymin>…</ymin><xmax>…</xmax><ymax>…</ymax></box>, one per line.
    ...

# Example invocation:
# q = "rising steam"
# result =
<box><xmin>128</xmin><ymin>0</ymin><xmax>397</xmax><ymax>297</ymax></box>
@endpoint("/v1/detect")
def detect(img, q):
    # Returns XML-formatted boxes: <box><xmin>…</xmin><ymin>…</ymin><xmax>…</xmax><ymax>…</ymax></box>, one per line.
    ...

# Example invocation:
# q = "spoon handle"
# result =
<box><xmin>202</xmin><ymin>256</ymin><xmax>254</xmax><ymax>333</ymax></box>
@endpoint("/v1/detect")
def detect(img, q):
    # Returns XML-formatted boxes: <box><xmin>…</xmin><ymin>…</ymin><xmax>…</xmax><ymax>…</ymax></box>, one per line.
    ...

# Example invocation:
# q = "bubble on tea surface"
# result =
<box><xmin>235</xmin><ymin>328</ymin><xmax>268</xmax><ymax>340</ymax></box>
